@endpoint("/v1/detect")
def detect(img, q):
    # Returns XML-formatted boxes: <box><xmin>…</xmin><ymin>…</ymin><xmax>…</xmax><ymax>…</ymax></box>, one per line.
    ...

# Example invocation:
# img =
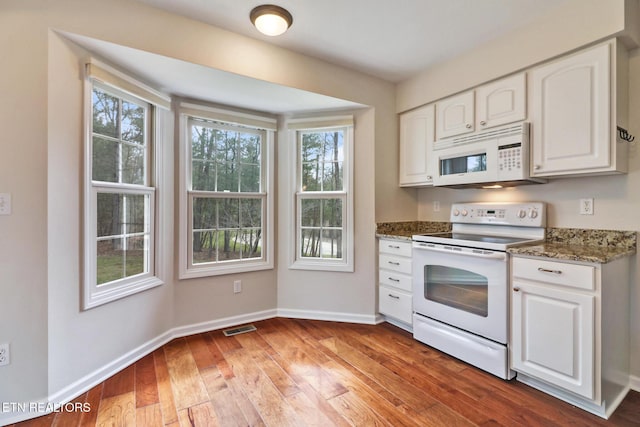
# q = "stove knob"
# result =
<box><xmin>529</xmin><ymin>209</ymin><xmax>538</xmax><ymax>219</ymax></box>
<box><xmin>453</xmin><ymin>209</ymin><xmax>460</xmax><ymax>216</ymax></box>
<box><xmin>461</xmin><ymin>209</ymin><xmax>468</xmax><ymax>217</ymax></box>
<box><xmin>517</xmin><ymin>209</ymin><xmax>527</xmax><ymax>218</ymax></box>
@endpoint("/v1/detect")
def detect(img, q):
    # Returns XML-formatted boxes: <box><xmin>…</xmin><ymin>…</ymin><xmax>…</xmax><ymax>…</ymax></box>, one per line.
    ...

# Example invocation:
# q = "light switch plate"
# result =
<box><xmin>0</xmin><ymin>193</ymin><xmax>11</xmax><ymax>215</ymax></box>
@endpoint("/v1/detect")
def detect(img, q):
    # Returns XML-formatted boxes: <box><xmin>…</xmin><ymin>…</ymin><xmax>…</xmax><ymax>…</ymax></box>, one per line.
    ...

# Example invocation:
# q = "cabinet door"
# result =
<box><xmin>511</xmin><ymin>280</ymin><xmax>595</xmax><ymax>399</ymax></box>
<box><xmin>435</xmin><ymin>91</ymin><xmax>474</xmax><ymax>139</ymax></box>
<box><xmin>529</xmin><ymin>43</ymin><xmax>611</xmax><ymax>176</ymax></box>
<box><xmin>399</xmin><ymin>104</ymin><xmax>435</xmax><ymax>186</ymax></box>
<box><xmin>476</xmin><ymin>73</ymin><xmax>526</xmax><ymax>130</ymax></box>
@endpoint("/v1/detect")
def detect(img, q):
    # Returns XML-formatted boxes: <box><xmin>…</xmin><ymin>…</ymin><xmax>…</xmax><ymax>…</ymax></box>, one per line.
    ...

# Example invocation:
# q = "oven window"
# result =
<box><xmin>424</xmin><ymin>265</ymin><xmax>488</xmax><ymax>317</ymax></box>
<box><xmin>440</xmin><ymin>153</ymin><xmax>487</xmax><ymax>176</ymax></box>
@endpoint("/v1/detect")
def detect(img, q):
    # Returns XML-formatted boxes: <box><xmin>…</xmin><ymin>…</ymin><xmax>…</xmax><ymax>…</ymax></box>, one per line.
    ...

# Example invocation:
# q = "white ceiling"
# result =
<box><xmin>136</xmin><ymin>0</ymin><xmax>568</xmax><ymax>83</ymax></box>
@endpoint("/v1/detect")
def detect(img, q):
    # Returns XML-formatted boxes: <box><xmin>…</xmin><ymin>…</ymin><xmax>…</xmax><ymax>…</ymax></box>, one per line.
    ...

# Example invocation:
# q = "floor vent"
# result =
<box><xmin>223</xmin><ymin>324</ymin><xmax>257</xmax><ymax>337</ymax></box>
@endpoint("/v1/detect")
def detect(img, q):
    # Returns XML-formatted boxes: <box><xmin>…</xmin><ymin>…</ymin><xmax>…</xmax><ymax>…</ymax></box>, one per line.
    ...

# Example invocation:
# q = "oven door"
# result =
<box><xmin>412</xmin><ymin>242</ymin><xmax>508</xmax><ymax>343</ymax></box>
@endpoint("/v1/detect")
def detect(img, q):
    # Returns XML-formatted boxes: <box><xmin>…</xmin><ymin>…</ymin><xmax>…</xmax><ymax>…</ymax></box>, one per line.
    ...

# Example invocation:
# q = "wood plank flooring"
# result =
<box><xmin>11</xmin><ymin>318</ymin><xmax>640</xmax><ymax>426</ymax></box>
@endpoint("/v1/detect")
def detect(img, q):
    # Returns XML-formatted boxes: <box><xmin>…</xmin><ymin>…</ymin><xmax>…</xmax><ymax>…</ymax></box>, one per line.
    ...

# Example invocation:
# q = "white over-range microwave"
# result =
<box><xmin>432</xmin><ymin>122</ymin><xmax>546</xmax><ymax>188</ymax></box>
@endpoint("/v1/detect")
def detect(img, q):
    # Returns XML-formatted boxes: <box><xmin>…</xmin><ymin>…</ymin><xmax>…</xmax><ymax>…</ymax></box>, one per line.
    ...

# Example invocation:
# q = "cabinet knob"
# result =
<box><xmin>513</xmin><ymin>287</ymin><xmax>520</xmax><ymax>292</ymax></box>
<box><xmin>388</xmin><ymin>244</ymin><xmax>400</xmax><ymax>249</ymax></box>
<box><xmin>480</xmin><ymin>120</ymin><xmax>487</xmax><ymax>126</ymax></box>
<box><xmin>388</xmin><ymin>294</ymin><xmax>400</xmax><ymax>300</ymax></box>
<box><xmin>388</xmin><ymin>277</ymin><xmax>400</xmax><ymax>282</ymax></box>
<box><xmin>388</xmin><ymin>261</ymin><xmax>400</xmax><ymax>266</ymax></box>
<box><xmin>426</xmin><ymin>175</ymin><xmax>433</xmax><ymax>180</ymax></box>
<box><xmin>465</xmin><ymin>123</ymin><xmax>472</xmax><ymax>129</ymax></box>
<box><xmin>534</xmin><ymin>165</ymin><xmax>541</xmax><ymax>170</ymax></box>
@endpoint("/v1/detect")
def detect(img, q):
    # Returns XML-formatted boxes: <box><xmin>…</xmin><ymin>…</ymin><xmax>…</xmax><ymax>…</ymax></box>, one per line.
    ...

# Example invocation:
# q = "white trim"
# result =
<box><xmin>0</xmin><ymin>310</ymin><xmax>278</xmax><ymax>425</ymax></box>
<box><xmin>178</xmin><ymin>108</ymin><xmax>275</xmax><ymax>279</ymax></box>
<box><xmin>630</xmin><ymin>374</ymin><xmax>640</xmax><ymax>392</ymax></box>
<box><xmin>180</xmin><ymin>101</ymin><xmax>277</xmax><ymax>130</ymax></box>
<box><xmin>277</xmin><ymin>308</ymin><xmax>378</xmax><ymax>325</ymax></box>
<box><xmin>289</xmin><ymin>124</ymin><xmax>354</xmax><ymax>272</ymax></box>
<box><xmin>171</xmin><ymin>309</ymin><xmax>277</xmax><ymax>338</ymax></box>
<box><xmin>86</xmin><ymin>59</ymin><xmax>171</xmax><ymax>109</ymax></box>
<box><xmin>380</xmin><ymin>316</ymin><xmax>413</xmax><ymax>333</ymax></box>
<box><xmin>287</xmin><ymin>114</ymin><xmax>354</xmax><ymax>130</ymax></box>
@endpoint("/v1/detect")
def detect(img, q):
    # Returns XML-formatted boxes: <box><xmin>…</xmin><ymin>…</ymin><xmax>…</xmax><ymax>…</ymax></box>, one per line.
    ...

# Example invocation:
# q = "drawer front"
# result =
<box><xmin>512</xmin><ymin>257</ymin><xmax>595</xmax><ymax>291</ymax></box>
<box><xmin>379</xmin><ymin>286</ymin><xmax>413</xmax><ymax>324</ymax></box>
<box><xmin>379</xmin><ymin>270</ymin><xmax>412</xmax><ymax>292</ymax></box>
<box><xmin>379</xmin><ymin>254</ymin><xmax>412</xmax><ymax>275</ymax></box>
<box><xmin>379</xmin><ymin>239</ymin><xmax>412</xmax><ymax>257</ymax></box>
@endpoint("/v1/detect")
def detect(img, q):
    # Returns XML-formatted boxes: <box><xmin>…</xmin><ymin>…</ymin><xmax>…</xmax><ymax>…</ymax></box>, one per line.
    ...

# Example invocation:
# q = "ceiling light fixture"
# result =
<box><xmin>250</xmin><ymin>4</ymin><xmax>293</xmax><ymax>36</ymax></box>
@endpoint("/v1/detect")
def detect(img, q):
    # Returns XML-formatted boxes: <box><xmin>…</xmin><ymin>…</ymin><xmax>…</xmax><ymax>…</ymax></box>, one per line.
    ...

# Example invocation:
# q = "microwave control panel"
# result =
<box><xmin>497</xmin><ymin>143</ymin><xmax>523</xmax><ymax>177</ymax></box>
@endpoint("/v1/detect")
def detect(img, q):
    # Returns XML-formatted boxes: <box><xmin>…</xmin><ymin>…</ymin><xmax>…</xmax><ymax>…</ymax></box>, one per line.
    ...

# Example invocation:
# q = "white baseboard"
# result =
<box><xmin>630</xmin><ymin>374</ymin><xmax>640</xmax><ymax>392</ymax></box>
<box><xmin>2</xmin><ymin>309</ymin><xmax>379</xmax><ymax>425</ymax></box>
<box><xmin>277</xmin><ymin>308</ymin><xmax>378</xmax><ymax>325</ymax></box>
<box><xmin>1</xmin><ymin>310</ymin><xmax>278</xmax><ymax>426</ymax></box>
<box><xmin>171</xmin><ymin>309</ymin><xmax>277</xmax><ymax>338</ymax></box>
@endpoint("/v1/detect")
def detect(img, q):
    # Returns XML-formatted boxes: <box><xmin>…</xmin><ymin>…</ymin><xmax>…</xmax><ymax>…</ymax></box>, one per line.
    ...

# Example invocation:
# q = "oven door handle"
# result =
<box><xmin>413</xmin><ymin>242</ymin><xmax>507</xmax><ymax>260</ymax></box>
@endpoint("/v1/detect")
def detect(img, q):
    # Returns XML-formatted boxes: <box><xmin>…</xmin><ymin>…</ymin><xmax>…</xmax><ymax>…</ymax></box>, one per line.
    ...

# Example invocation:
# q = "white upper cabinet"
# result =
<box><xmin>476</xmin><ymin>73</ymin><xmax>526</xmax><ymax>130</ymax></box>
<box><xmin>399</xmin><ymin>104</ymin><xmax>435</xmax><ymax>186</ymax></box>
<box><xmin>435</xmin><ymin>73</ymin><xmax>526</xmax><ymax>140</ymax></box>
<box><xmin>435</xmin><ymin>91</ymin><xmax>475</xmax><ymax>139</ymax></box>
<box><xmin>529</xmin><ymin>40</ymin><xmax>628</xmax><ymax>177</ymax></box>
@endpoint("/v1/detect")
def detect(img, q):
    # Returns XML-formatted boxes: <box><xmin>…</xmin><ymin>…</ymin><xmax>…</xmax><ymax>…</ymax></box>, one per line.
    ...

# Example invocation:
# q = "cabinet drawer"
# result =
<box><xmin>379</xmin><ymin>254</ymin><xmax>412</xmax><ymax>275</ymax></box>
<box><xmin>379</xmin><ymin>286</ymin><xmax>412</xmax><ymax>324</ymax></box>
<box><xmin>379</xmin><ymin>239</ymin><xmax>412</xmax><ymax>257</ymax></box>
<box><xmin>512</xmin><ymin>257</ymin><xmax>595</xmax><ymax>291</ymax></box>
<box><xmin>379</xmin><ymin>270</ymin><xmax>412</xmax><ymax>292</ymax></box>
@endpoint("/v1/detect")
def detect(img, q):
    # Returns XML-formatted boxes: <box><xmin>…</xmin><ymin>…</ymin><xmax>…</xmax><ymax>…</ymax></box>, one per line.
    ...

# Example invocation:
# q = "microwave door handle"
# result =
<box><xmin>413</xmin><ymin>243</ymin><xmax>507</xmax><ymax>260</ymax></box>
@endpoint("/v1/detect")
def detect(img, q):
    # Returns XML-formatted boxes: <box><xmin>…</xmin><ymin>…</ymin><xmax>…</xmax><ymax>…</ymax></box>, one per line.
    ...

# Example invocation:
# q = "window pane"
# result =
<box><xmin>193</xmin><ymin>230</ymin><xmax>218</xmax><ymax>264</ymax></box>
<box><xmin>322</xmin><ymin>199</ymin><xmax>342</xmax><ymax>227</ymax></box>
<box><xmin>301</xmin><ymin>199</ymin><xmax>321</xmax><ymax>227</ymax></box>
<box><xmin>240</xmin><ymin>199</ymin><xmax>262</xmax><ymax>228</ymax></box>
<box><xmin>122</xmin><ymin>144</ymin><xmax>145</xmax><ymax>185</ymax></box>
<box><xmin>241</xmin><ymin>229</ymin><xmax>262</xmax><ymax>259</ymax></box>
<box><xmin>125</xmin><ymin>235</ymin><xmax>146</xmax><ymax>277</ymax></box>
<box><xmin>125</xmin><ymin>194</ymin><xmax>147</xmax><ymax>234</ymax></box>
<box><xmin>93</xmin><ymin>136</ymin><xmax>119</xmax><ymax>182</ymax></box>
<box><xmin>191</xmin><ymin>125</ymin><xmax>217</xmax><ymax>161</ymax></box>
<box><xmin>192</xmin><ymin>160</ymin><xmax>216</xmax><ymax>191</ymax></box>
<box><xmin>97</xmin><ymin>193</ymin><xmax>121</xmax><ymax>237</ymax></box>
<box><xmin>321</xmin><ymin>229</ymin><xmax>342</xmax><ymax>259</ymax></box>
<box><xmin>219</xmin><ymin>198</ymin><xmax>239</xmax><ymax>228</ymax></box>
<box><xmin>301</xmin><ymin>133</ymin><xmax>323</xmax><ymax>162</ymax></box>
<box><xmin>323</xmin><ymin>161</ymin><xmax>343</xmax><ymax>191</ymax></box>
<box><xmin>300</xmin><ymin>228</ymin><xmax>321</xmax><ymax>258</ymax></box>
<box><xmin>193</xmin><ymin>198</ymin><xmax>217</xmax><ymax>230</ymax></box>
<box><xmin>121</xmin><ymin>100</ymin><xmax>145</xmax><ymax>144</ymax></box>
<box><xmin>240</xmin><ymin>164</ymin><xmax>260</xmax><ymax>192</ymax></box>
<box><xmin>92</xmin><ymin>88</ymin><xmax>119</xmax><ymax>138</ymax></box>
<box><xmin>302</xmin><ymin>161</ymin><xmax>320</xmax><ymax>191</ymax></box>
<box><xmin>219</xmin><ymin>230</ymin><xmax>242</xmax><ymax>261</ymax></box>
<box><xmin>240</xmin><ymin>134</ymin><xmax>261</xmax><ymax>164</ymax></box>
<box><xmin>97</xmin><ymin>238</ymin><xmax>125</xmax><ymax>285</ymax></box>
<box><xmin>215</xmin><ymin>131</ymin><xmax>238</xmax><ymax>192</ymax></box>
<box><xmin>322</xmin><ymin>131</ymin><xmax>344</xmax><ymax>162</ymax></box>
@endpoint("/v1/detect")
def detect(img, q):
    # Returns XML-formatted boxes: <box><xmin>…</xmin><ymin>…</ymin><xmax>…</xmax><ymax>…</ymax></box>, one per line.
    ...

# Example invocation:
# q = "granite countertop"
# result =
<box><xmin>508</xmin><ymin>228</ymin><xmax>637</xmax><ymax>264</ymax></box>
<box><xmin>376</xmin><ymin>221</ymin><xmax>451</xmax><ymax>241</ymax></box>
<box><xmin>376</xmin><ymin>222</ymin><xmax>637</xmax><ymax>263</ymax></box>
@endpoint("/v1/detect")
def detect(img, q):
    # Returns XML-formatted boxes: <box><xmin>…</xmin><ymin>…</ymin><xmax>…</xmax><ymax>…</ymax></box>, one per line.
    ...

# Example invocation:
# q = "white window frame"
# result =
<box><xmin>83</xmin><ymin>61</ymin><xmax>170</xmax><ymax>310</ymax></box>
<box><xmin>289</xmin><ymin>117</ymin><xmax>354</xmax><ymax>272</ymax></box>
<box><xmin>178</xmin><ymin>102</ymin><xmax>275</xmax><ymax>279</ymax></box>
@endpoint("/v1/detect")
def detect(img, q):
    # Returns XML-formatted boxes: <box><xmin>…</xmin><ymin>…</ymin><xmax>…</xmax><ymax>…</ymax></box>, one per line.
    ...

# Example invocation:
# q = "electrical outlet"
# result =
<box><xmin>580</xmin><ymin>198</ymin><xmax>594</xmax><ymax>215</ymax></box>
<box><xmin>233</xmin><ymin>280</ymin><xmax>242</xmax><ymax>294</ymax></box>
<box><xmin>433</xmin><ymin>200</ymin><xmax>440</xmax><ymax>212</ymax></box>
<box><xmin>0</xmin><ymin>193</ymin><xmax>11</xmax><ymax>215</ymax></box>
<box><xmin>0</xmin><ymin>343</ymin><xmax>10</xmax><ymax>366</ymax></box>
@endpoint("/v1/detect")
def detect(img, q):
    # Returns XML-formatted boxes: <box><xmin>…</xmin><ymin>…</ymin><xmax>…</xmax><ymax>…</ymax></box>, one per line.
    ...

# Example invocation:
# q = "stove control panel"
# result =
<box><xmin>450</xmin><ymin>202</ymin><xmax>546</xmax><ymax>227</ymax></box>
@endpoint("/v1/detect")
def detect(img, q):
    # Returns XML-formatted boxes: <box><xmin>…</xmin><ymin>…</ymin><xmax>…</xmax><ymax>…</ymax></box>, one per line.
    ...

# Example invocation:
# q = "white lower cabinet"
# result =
<box><xmin>510</xmin><ymin>255</ymin><xmax>630</xmax><ymax>418</ymax></box>
<box><xmin>378</xmin><ymin>238</ymin><xmax>412</xmax><ymax>329</ymax></box>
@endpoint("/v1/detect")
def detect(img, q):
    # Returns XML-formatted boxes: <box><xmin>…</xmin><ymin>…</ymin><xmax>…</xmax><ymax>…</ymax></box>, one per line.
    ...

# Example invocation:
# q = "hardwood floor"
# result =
<box><xmin>11</xmin><ymin>318</ymin><xmax>640</xmax><ymax>426</ymax></box>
